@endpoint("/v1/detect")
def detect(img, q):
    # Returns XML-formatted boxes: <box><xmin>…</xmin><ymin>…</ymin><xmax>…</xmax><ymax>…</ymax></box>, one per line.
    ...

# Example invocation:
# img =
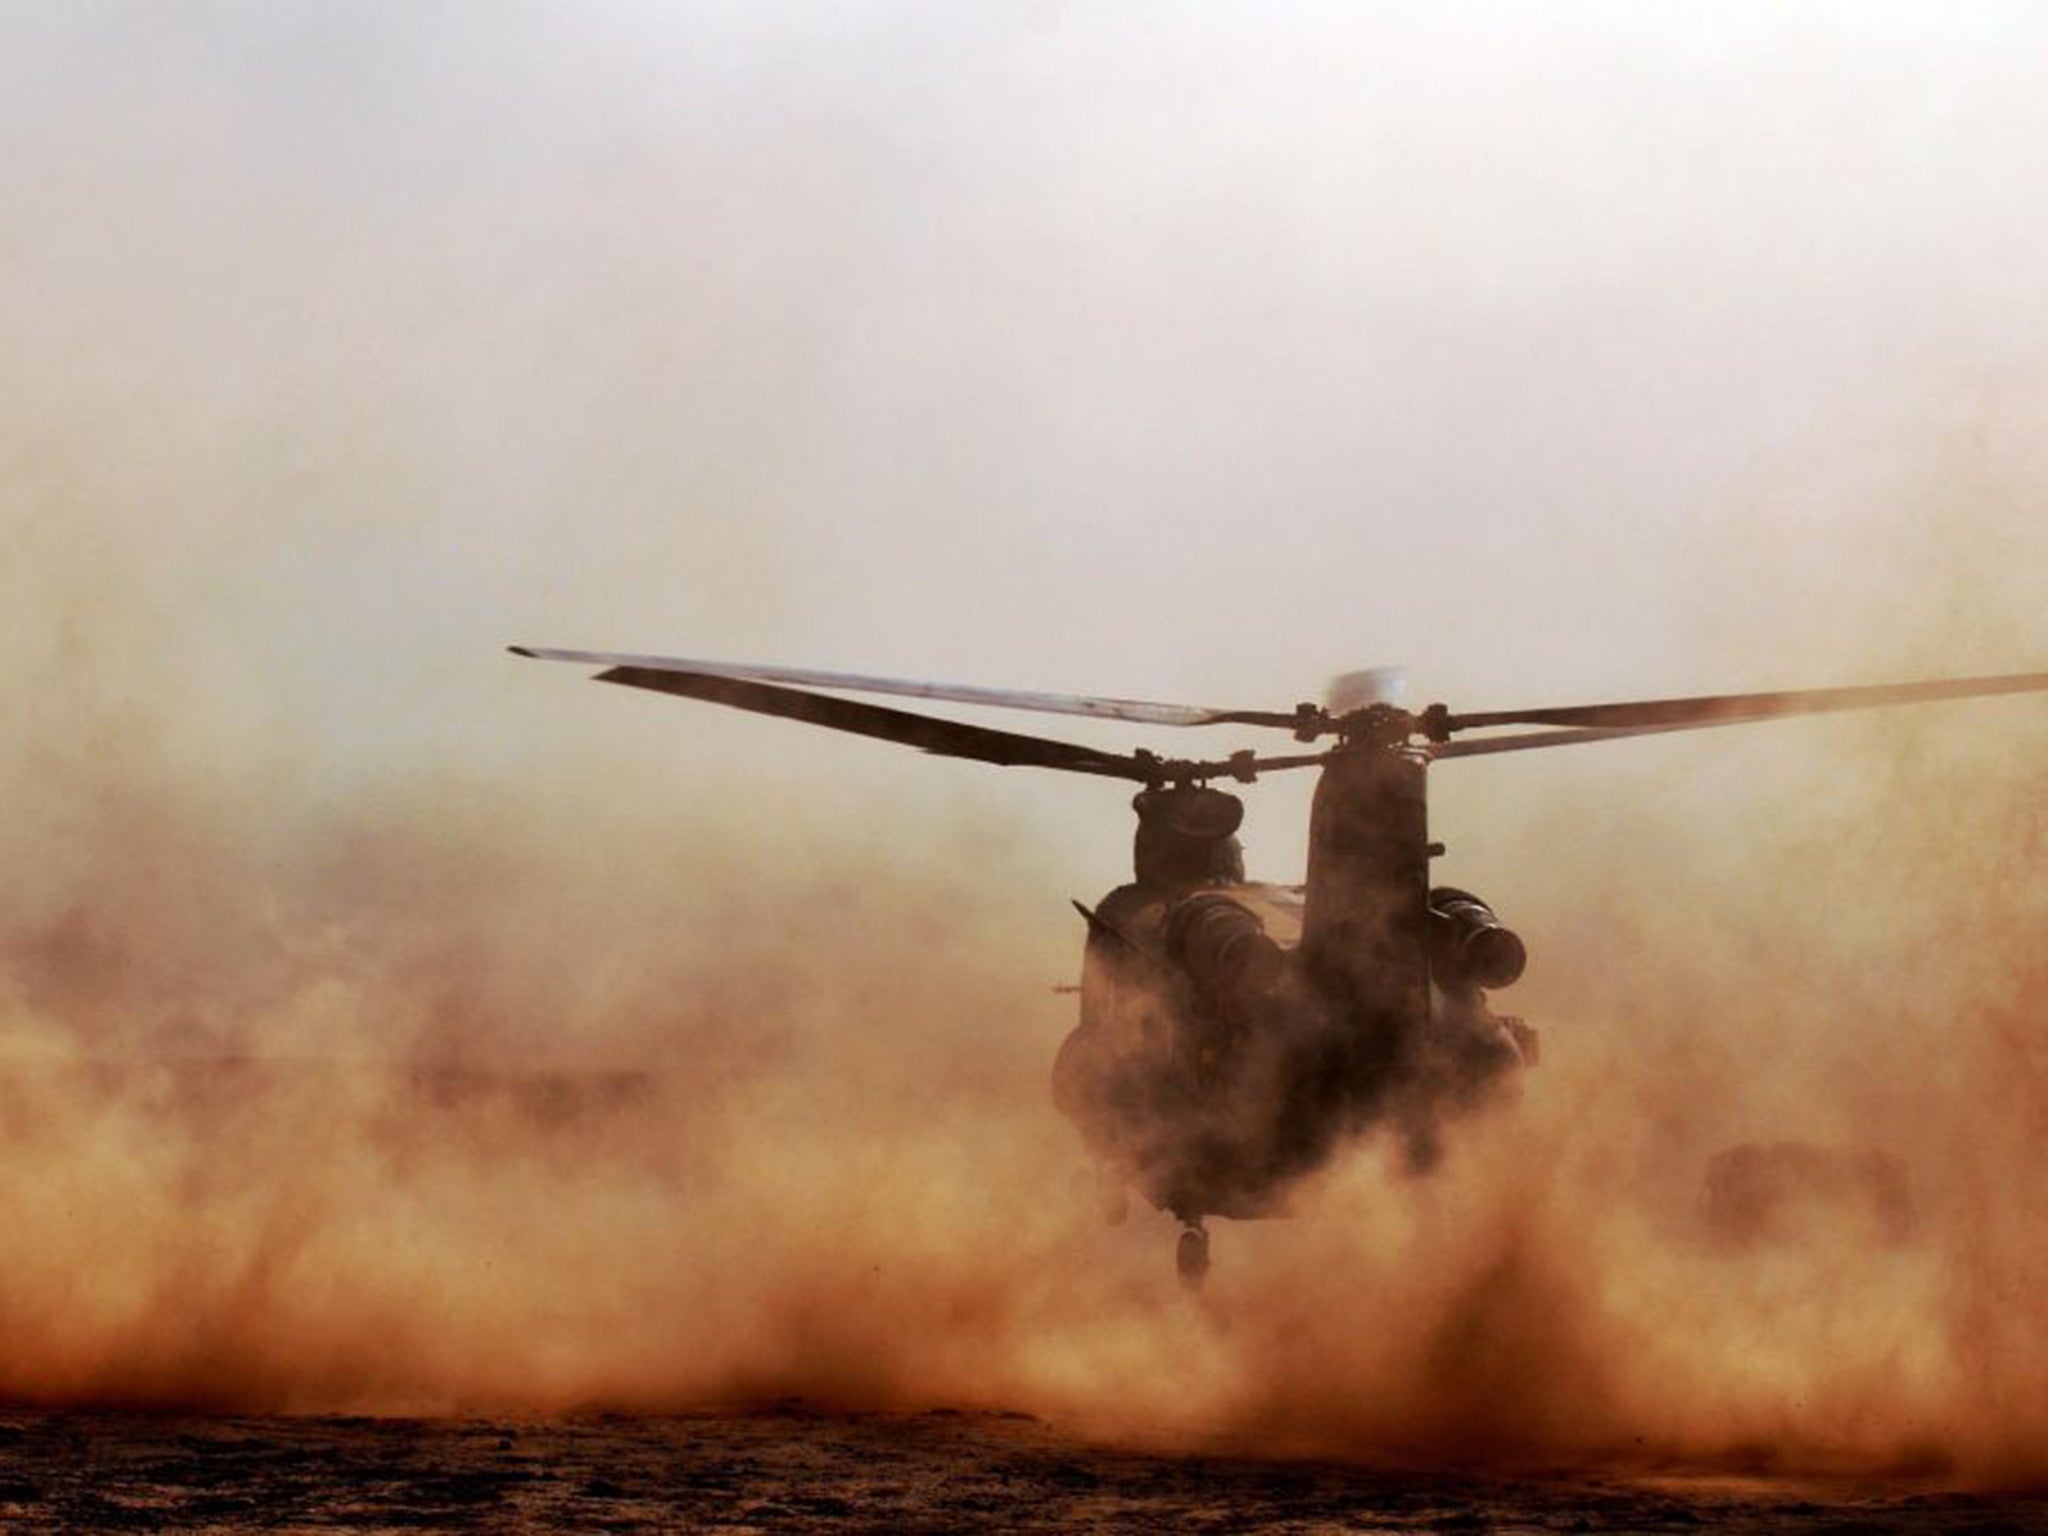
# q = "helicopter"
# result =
<box><xmin>512</xmin><ymin>645</ymin><xmax>2048</xmax><ymax>1283</ymax></box>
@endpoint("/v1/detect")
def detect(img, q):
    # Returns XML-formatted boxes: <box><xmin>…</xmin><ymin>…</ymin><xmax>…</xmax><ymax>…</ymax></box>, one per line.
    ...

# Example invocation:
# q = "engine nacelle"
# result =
<box><xmin>1166</xmin><ymin>893</ymin><xmax>1283</xmax><ymax>1014</ymax></box>
<box><xmin>1428</xmin><ymin>887</ymin><xmax>1526</xmax><ymax>990</ymax></box>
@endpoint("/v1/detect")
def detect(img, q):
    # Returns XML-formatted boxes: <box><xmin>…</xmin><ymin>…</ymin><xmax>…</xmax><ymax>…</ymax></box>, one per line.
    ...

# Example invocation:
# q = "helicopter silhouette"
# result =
<box><xmin>513</xmin><ymin>645</ymin><xmax>2048</xmax><ymax>1283</ymax></box>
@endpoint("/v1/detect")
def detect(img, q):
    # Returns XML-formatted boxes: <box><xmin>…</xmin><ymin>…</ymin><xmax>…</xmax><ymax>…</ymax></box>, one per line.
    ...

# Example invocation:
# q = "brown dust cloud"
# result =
<box><xmin>4</xmin><ymin>2</ymin><xmax>2048</xmax><ymax>1490</ymax></box>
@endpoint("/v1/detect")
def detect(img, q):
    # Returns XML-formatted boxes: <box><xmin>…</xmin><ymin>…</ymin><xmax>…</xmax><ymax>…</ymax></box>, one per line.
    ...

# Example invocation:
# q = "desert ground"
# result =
<box><xmin>2</xmin><ymin>1407</ymin><xmax>2041</xmax><ymax>1533</ymax></box>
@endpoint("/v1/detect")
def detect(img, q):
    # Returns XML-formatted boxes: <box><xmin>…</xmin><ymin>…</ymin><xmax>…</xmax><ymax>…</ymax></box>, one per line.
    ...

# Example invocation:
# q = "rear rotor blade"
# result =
<box><xmin>545</xmin><ymin>661</ymin><xmax>1331</xmax><ymax>784</ymax></box>
<box><xmin>1442</xmin><ymin>669</ymin><xmax>2048</xmax><ymax>736</ymax></box>
<box><xmin>512</xmin><ymin>646</ymin><xmax>1310</xmax><ymax>730</ymax></box>
<box><xmin>1325</xmin><ymin>666</ymin><xmax>1409</xmax><ymax>713</ymax></box>
<box><xmin>598</xmin><ymin>666</ymin><xmax>1154</xmax><ymax>778</ymax></box>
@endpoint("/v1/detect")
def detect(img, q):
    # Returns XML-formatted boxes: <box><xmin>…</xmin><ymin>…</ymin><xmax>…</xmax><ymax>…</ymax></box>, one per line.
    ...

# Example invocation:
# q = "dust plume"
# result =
<box><xmin>4</xmin><ymin>0</ymin><xmax>2048</xmax><ymax>1495</ymax></box>
<box><xmin>3</xmin><ymin>504</ymin><xmax>2046</xmax><ymax>1492</ymax></box>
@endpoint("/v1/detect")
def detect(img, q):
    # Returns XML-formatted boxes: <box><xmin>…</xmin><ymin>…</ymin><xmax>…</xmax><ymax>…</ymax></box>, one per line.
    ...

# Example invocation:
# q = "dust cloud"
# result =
<box><xmin>5</xmin><ymin>637</ymin><xmax>2046</xmax><ymax>1488</ymax></box>
<box><xmin>3</xmin><ymin>0</ymin><xmax>2048</xmax><ymax>1493</ymax></box>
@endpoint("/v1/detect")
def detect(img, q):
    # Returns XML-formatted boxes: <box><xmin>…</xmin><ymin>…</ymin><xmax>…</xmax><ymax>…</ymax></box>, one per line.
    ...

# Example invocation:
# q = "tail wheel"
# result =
<box><xmin>1176</xmin><ymin>1226</ymin><xmax>1210</xmax><ymax>1287</ymax></box>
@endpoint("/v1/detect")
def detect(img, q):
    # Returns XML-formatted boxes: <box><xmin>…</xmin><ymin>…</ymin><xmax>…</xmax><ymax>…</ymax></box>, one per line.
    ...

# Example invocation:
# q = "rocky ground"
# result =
<box><xmin>0</xmin><ymin>1407</ymin><xmax>2041</xmax><ymax>1533</ymax></box>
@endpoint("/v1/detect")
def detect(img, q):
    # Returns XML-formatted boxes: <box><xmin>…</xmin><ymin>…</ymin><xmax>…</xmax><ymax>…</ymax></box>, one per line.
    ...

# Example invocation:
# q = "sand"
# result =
<box><xmin>4</xmin><ymin>1408</ymin><xmax>2041</xmax><ymax>1533</ymax></box>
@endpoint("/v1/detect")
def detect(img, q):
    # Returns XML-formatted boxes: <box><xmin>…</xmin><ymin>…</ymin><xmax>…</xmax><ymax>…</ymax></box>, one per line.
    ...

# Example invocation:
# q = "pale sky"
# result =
<box><xmin>5</xmin><ymin>0</ymin><xmax>2046</xmax><ymax>916</ymax></box>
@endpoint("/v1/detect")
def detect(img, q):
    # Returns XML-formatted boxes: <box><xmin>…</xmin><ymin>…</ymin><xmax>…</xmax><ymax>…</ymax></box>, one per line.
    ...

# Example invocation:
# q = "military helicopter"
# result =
<box><xmin>513</xmin><ymin>645</ymin><xmax>2048</xmax><ymax>1283</ymax></box>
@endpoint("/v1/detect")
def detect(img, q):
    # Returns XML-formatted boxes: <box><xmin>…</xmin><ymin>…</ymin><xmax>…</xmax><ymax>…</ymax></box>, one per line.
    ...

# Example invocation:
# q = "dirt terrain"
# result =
<box><xmin>1</xmin><ymin>1408</ymin><xmax>2040</xmax><ymax>1533</ymax></box>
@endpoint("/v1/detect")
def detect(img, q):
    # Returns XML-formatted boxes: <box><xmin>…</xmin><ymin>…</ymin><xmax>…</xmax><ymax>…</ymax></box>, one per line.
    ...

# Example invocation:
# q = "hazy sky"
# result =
<box><xmin>5</xmin><ymin>0</ymin><xmax>2047</xmax><ymax>915</ymax></box>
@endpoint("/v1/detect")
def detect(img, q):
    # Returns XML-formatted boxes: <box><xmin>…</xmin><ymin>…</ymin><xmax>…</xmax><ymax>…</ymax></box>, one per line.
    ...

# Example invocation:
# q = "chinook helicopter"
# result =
<box><xmin>513</xmin><ymin>645</ymin><xmax>2048</xmax><ymax>1283</ymax></box>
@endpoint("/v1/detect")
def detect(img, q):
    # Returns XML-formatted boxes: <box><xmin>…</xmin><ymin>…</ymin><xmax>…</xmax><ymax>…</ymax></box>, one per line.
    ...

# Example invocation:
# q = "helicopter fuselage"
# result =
<box><xmin>1051</xmin><ymin>739</ymin><xmax>1532</xmax><ymax>1224</ymax></box>
<box><xmin>512</xmin><ymin>642</ymin><xmax>2048</xmax><ymax>1278</ymax></box>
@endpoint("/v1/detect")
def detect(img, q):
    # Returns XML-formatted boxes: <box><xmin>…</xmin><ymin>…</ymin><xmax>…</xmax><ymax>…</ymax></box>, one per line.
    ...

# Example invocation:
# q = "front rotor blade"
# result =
<box><xmin>596</xmin><ymin>667</ymin><xmax>1157</xmax><ymax>779</ymax></box>
<box><xmin>511</xmin><ymin>646</ymin><xmax>1309</xmax><ymax>730</ymax></box>
<box><xmin>1443</xmin><ymin>668</ymin><xmax>2048</xmax><ymax>736</ymax></box>
<box><xmin>1433</xmin><ymin>723</ymin><xmax>1729</xmax><ymax>759</ymax></box>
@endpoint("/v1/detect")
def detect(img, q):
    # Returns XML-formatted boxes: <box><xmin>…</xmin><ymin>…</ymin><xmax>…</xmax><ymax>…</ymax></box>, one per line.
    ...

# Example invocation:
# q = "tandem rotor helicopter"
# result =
<box><xmin>514</xmin><ymin>645</ymin><xmax>2048</xmax><ymax>1283</ymax></box>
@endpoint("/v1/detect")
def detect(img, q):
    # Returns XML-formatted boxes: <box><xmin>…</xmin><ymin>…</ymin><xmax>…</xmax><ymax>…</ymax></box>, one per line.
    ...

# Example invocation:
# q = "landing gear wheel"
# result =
<box><xmin>1176</xmin><ymin>1225</ymin><xmax>1210</xmax><ymax>1288</ymax></box>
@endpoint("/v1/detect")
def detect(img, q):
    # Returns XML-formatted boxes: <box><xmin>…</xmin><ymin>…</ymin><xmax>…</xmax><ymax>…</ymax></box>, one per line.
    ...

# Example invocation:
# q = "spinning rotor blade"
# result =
<box><xmin>1441</xmin><ymin>668</ymin><xmax>2048</xmax><ymax>738</ymax></box>
<box><xmin>1325</xmin><ymin>666</ymin><xmax>1409</xmax><ymax>713</ymax></box>
<box><xmin>598</xmin><ymin>666</ymin><xmax>1151</xmax><ymax>777</ymax></box>
<box><xmin>515</xmin><ymin>651</ymin><xmax>1330</xmax><ymax>784</ymax></box>
<box><xmin>510</xmin><ymin>646</ymin><xmax>1310</xmax><ymax>730</ymax></box>
<box><xmin>1433</xmin><ymin>722</ymin><xmax>1736</xmax><ymax>759</ymax></box>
